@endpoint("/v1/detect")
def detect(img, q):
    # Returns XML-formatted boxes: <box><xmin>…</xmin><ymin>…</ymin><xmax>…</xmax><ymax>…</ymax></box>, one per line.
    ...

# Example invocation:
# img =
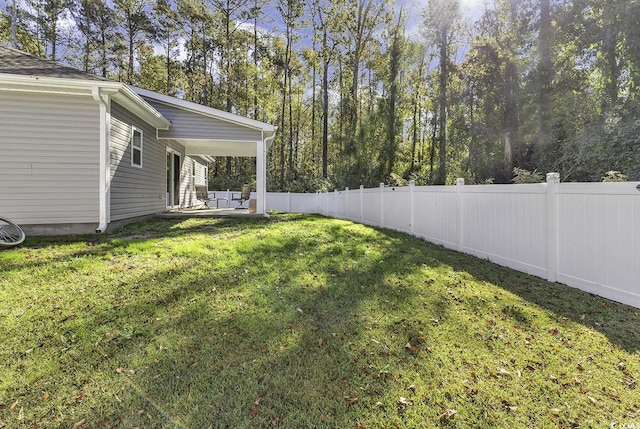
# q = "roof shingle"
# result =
<box><xmin>0</xmin><ymin>45</ymin><xmax>109</xmax><ymax>81</ymax></box>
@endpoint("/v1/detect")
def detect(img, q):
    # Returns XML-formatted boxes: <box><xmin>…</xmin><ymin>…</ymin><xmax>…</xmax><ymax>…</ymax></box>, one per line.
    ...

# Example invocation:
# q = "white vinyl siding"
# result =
<box><xmin>110</xmin><ymin>102</ymin><xmax>167</xmax><ymax>221</ymax></box>
<box><xmin>0</xmin><ymin>91</ymin><xmax>100</xmax><ymax>225</ymax></box>
<box><xmin>146</xmin><ymin>100</ymin><xmax>263</xmax><ymax>142</ymax></box>
<box><xmin>110</xmin><ymin>103</ymin><xmax>210</xmax><ymax>218</ymax></box>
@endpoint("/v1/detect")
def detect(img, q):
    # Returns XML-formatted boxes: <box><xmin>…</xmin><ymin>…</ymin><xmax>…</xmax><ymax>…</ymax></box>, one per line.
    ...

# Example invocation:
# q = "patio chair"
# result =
<box><xmin>232</xmin><ymin>184</ymin><xmax>251</xmax><ymax>209</ymax></box>
<box><xmin>195</xmin><ymin>185</ymin><xmax>211</xmax><ymax>209</ymax></box>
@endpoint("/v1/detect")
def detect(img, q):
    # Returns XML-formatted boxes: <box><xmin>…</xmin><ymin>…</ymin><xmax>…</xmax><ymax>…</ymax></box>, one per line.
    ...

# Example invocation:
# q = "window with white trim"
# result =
<box><xmin>131</xmin><ymin>127</ymin><xmax>143</xmax><ymax>168</ymax></box>
<box><xmin>191</xmin><ymin>160</ymin><xmax>196</xmax><ymax>189</ymax></box>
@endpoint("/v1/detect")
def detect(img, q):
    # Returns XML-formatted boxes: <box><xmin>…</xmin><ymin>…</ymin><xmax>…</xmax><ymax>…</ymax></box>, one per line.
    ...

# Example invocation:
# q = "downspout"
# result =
<box><xmin>92</xmin><ymin>87</ymin><xmax>111</xmax><ymax>233</ymax></box>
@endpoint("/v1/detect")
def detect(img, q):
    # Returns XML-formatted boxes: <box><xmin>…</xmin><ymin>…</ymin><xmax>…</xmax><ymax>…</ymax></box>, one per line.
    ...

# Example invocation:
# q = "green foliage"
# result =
<box><xmin>386</xmin><ymin>172</ymin><xmax>407</xmax><ymax>187</ymax></box>
<box><xmin>512</xmin><ymin>167</ymin><xmax>544</xmax><ymax>184</ymax></box>
<box><xmin>602</xmin><ymin>170</ymin><xmax>628</xmax><ymax>182</ymax></box>
<box><xmin>4</xmin><ymin>0</ymin><xmax>640</xmax><ymax>188</ymax></box>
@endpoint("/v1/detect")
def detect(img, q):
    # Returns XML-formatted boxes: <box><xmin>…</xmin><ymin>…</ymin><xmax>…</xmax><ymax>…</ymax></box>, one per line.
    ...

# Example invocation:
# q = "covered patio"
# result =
<box><xmin>157</xmin><ymin>207</ymin><xmax>266</xmax><ymax>219</ymax></box>
<box><xmin>133</xmin><ymin>88</ymin><xmax>277</xmax><ymax>215</ymax></box>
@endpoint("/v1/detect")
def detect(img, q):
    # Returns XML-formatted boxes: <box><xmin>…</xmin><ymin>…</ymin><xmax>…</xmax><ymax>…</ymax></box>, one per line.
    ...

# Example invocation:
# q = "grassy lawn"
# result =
<box><xmin>1</xmin><ymin>214</ymin><xmax>638</xmax><ymax>428</ymax></box>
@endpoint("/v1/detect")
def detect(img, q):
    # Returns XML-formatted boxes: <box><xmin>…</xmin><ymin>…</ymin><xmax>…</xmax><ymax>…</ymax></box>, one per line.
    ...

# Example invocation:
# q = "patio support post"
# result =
<box><xmin>256</xmin><ymin>139</ymin><xmax>266</xmax><ymax>214</ymax></box>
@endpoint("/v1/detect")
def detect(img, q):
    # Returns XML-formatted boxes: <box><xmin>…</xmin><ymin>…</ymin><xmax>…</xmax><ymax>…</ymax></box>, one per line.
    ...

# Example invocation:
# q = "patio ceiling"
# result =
<box><xmin>163</xmin><ymin>138</ymin><xmax>260</xmax><ymax>158</ymax></box>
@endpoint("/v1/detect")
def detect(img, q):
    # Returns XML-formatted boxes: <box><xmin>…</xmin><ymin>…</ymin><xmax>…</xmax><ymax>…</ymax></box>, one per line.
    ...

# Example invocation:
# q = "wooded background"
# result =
<box><xmin>1</xmin><ymin>0</ymin><xmax>639</xmax><ymax>191</ymax></box>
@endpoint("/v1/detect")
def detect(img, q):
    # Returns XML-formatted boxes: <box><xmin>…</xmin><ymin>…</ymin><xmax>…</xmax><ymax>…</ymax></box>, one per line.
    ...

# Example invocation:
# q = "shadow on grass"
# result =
<box><xmin>433</xmin><ymin>250</ymin><xmax>640</xmax><ymax>354</ymax></box>
<box><xmin>2</xmin><ymin>214</ymin><xmax>436</xmax><ymax>427</ymax></box>
<box><xmin>116</xmin><ymin>216</ymin><xmax>432</xmax><ymax>427</ymax></box>
<box><xmin>2</xmin><ymin>213</ymin><xmax>639</xmax><ymax>428</ymax></box>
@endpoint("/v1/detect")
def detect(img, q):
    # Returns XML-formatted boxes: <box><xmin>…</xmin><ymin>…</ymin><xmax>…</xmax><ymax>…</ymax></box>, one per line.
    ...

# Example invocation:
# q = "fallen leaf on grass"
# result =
<box><xmin>354</xmin><ymin>421</ymin><xmax>367</xmax><ymax>429</ymax></box>
<box><xmin>72</xmin><ymin>419</ymin><xmax>86</xmax><ymax>428</ymax></box>
<box><xmin>501</xmin><ymin>400</ymin><xmax>517</xmax><ymax>412</ymax></box>
<box><xmin>75</xmin><ymin>391</ymin><xmax>86</xmax><ymax>402</ymax></box>
<box><xmin>438</xmin><ymin>409</ymin><xmax>456</xmax><ymax>421</ymax></box>
<box><xmin>97</xmin><ymin>418</ymin><xmax>121</xmax><ymax>428</ymax></box>
<box><xmin>622</xmin><ymin>377</ymin><xmax>637</xmax><ymax>388</ymax></box>
<box><xmin>250</xmin><ymin>405</ymin><xmax>260</xmax><ymax>416</ymax></box>
<box><xmin>498</xmin><ymin>368</ymin><xmax>510</xmax><ymax>377</ymax></box>
<box><xmin>344</xmin><ymin>395</ymin><xmax>358</xmax><ymax>405</ymax></box>
<box><xmin>398</xmin><ymin>397</ymin><xmax>413</xmax><ymax>405</ymax></box>
<box><xmin>405</xmin><ymin>342</ymin><xmax>418</xmax><ymax>353</ymax></box>
<box><xmin>42</xmin><ymin>392</ymin><xmax>50</xmax><ymax>402</ymax></box>
<box><xmin>397</xmin><ymin>397</ymin><xmax>414</xmax><ymax>412</ymax></box>
<box><xmin>605</xmin><ymin>392</ymin><xmax>621</xmax><ymax>401</ymax></box>
<box><xmin>549</xmin><ymin>408</ymin><xmax>561</xmax><ymax>418</ymax></box>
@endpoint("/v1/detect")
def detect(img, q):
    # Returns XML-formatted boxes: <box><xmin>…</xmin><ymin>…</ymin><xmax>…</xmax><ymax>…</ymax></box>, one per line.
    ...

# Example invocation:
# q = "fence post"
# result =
<box><xmin>456</xmin><ymin>178</ymin><xmax>465</xmax><ymax>252</ymax></box>
<box><xmin>360</xmin><ymin>185</ymin><xmax>364</xmax><ymax>222</ymax></box>
<box><xmin>380</xmin><ymin>183</ymin><xmax>385</xmax><ymax>227</ymax></box>
<box><xmin>334</xmin><ymin>188</ymin><xmax>338</xmax><ymax>218</ymax></box>
<box><xmin>409</xmin><ymin>180</ymin><xmax>415</xmax><ymax>235</ymax></box>
<box><xmin>287</xmin><ymin>192</ymin><xmax>291</xmax><ymax>213</ymax></box>
<box><xmin>546</xmin><ymin>173</ymin><xmax>560</xmax><ymax>282</ymax></box>
<box><xmin>345</xmin><ymin>187</ymin><xmax>350</xmax><ymax>220</ymax></box>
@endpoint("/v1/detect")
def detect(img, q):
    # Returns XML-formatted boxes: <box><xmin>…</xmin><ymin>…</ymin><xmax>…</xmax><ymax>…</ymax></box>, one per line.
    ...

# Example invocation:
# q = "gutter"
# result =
<box><xmin>264</xmin><ymin>129</ymin><xmax>277</xmax><ymax>150</ymax></box>
<box><xmin>92</xmin><ymin>87</ymin><xmax>110</xmax><ymax>233</ymax></box>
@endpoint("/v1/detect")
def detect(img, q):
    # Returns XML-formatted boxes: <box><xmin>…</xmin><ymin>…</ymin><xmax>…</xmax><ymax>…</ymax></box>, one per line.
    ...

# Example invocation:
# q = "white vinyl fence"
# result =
<box><xmin>266</xmin><ymin>174</ymin><xmax>640</xmax><ymax>308</ymax></box>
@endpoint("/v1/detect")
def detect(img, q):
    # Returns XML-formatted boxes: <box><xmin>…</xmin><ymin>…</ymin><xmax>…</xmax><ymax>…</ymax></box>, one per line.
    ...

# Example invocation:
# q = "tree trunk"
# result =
<box><xmin>603</xmin><ymin>25</ymin><xmax>619</xmax><ymax>107</ymax></box>
<box><xmin>538</xmin><ymin>0</ymin><xmax>552</xmax><ymax>157</ymax></box>
<box><xmin>321</xmin><ymin>32</ymin><xmax>329</xmax><ymax>179</ymax></box>
<box><xmin>386</xmin><ymin>13</ymin><xmax>402</xmax><ymax>177</ymax></box>
<box><xmin>503</xmin><ymin>0</ymin><xmax>519</xmax><ymax>182</ymax></box>
<box><xmin>436</xmin><ymin>26</ymin><xmax>447</xmax><ymax>185</ymax></box>
<box><xmin>253</xmin><ymin>0</ymin><xmax>259</xmax><ymax>119</ymax></box>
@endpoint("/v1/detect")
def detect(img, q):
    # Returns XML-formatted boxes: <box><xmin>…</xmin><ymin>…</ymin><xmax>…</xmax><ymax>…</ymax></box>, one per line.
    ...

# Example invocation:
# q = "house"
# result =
<box><xmin>0</xmin><ymin>46</ymin><xmax>276</xmax><ymax>235</ymax></box>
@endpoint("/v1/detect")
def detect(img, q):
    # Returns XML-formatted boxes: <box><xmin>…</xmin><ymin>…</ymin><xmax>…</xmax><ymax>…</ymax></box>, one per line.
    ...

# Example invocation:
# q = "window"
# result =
<box><xmin>191</xmin><ymin>160</ymin><xmax>196</xmax><ymax>189</ymax></box>
<box><xmin>131</xmin><ymin>127</ymin><xmax>143</xmax><ymax>168</ymax></box>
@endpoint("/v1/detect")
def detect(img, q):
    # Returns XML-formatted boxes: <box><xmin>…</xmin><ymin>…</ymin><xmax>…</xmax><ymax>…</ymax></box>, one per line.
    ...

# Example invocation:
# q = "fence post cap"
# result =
<box><xmin>546</xmin><ymin>172</ymin><xmax>560</xmax><ymax>182</ymax></box>
<box><xmin>409</xmin><ymin>180</ymin><xmax>415</xmax><ymax>186</ymax></box>
<box><xmin>379</xmin><ymin>183</ymin><xmax>385</xmax><ymax>188</ymax></box>
<box><xmin>456</xmin><ymin>178</ymin><xmax>465</xmax><ymax>186</ymax></box>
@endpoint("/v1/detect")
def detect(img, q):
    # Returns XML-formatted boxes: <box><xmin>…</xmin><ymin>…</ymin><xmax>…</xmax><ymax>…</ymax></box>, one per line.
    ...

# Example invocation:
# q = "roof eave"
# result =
<box><xmin>132</xmin><ymin>86</ymin><xmax>276</xmax><ymax>134</ymax></box>
<box><xmin>0</xmin><ymin>73</ymin><xmax>171</xmax><ymax>130</ymax></box>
